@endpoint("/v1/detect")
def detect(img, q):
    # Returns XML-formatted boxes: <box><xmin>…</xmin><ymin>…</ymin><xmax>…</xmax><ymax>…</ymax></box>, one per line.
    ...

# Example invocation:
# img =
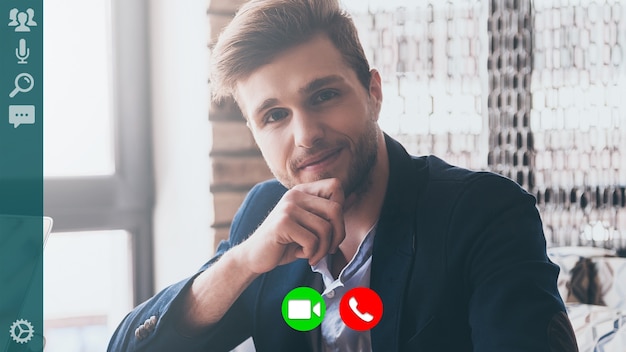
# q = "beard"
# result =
<box><xmin>272</xmin><ymin>116</ymin><xmax>380</xmax><ymax>200</ymax></box>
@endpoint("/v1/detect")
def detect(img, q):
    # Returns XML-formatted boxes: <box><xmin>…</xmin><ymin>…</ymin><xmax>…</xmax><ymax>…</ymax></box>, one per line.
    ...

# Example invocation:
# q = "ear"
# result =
<box><xmin>368</xmin><ymin>69</ymin><xmax>383</xmax><ymax>119</ymax></box>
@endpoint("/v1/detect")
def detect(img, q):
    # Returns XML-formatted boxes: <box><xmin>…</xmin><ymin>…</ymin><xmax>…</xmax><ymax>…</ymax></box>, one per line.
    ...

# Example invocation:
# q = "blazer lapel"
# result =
<box><xmin>253</xmin><ymin>259</ymin><xmax>318</xmax><ymax>352</ymax></box>
<box><xmin>370</xmin><ymin>135</ymin><xmax>428</xmax><ymax>351</ymax></box>
<box><xmin>250</xmin><ymin>135</ymin><xmax>429</xmax><ymax>351</ymax></box>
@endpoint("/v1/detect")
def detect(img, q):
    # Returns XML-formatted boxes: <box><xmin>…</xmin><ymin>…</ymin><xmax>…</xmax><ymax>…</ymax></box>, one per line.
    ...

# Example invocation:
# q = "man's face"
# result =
<box><xmin>236</xmin><ymin>34</ymin><xmax>383</xmax><ymax>197</ymax></box>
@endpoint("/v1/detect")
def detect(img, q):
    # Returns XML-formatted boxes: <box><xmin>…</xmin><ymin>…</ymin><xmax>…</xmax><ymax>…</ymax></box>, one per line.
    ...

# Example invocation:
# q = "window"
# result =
<box><xmin>44</xmin><ymin>230</ymin><xmax>133</xmax><ymax>351</ymax></box>
<box><xmin>44</xmin><ymin>0</ymin><xmax>115</xmax><ymax>178</ymax></box>
<box><xmin>43</xmin><ymin>0</ymin><xmax>153</xmax><ymax>350</ymax></box>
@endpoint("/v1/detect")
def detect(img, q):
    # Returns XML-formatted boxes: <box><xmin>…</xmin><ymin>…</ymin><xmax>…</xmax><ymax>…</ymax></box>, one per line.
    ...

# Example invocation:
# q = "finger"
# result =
<box><xmin>278</xmin><ymin>222</ymin><xmax>319</xmax><ymax>260</ymax></box>
<box><xmin>328</xmin><ymin>205</ymin><xmax>345</xmax><ymax>254</ymax></box>
<box><xmin>292</xmin><ymin>179</ymin><xmax>346</xmax><ymax>253</ymax></box>
<box><xmin>293</xmin><ymin>178</ymin><xmax>345</xmax><ymax>205</ymax></box>
<box><xmin>288</xmin><ymin>203</ymin><xmax>334</xmax><ymax>265</ymax></box>
<box><xmin>294</xmin><ymin>194</ymin><xmax>343</xmax><ymax>255</ymax></box>
<box><xmin>284</xmin><ymin>243</ymin><xmax>306</xmax><ymax>260</ymax></box>
<box><xmin>286</xmin><ymin>191</ymin><xmax>344</xmax><ymax>256</ymax></box>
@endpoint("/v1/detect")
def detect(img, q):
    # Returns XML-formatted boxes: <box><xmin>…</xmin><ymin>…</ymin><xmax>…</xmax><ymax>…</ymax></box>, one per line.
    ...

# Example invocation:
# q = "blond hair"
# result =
<box><xmin>210</xmin><ymin>0</ymin><xmax>371</xmax><ymax>103</ymax></box>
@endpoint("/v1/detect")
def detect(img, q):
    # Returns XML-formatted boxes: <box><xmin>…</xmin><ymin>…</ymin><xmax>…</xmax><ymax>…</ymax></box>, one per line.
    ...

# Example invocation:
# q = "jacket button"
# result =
<box><xmin>135</xmin><ymin>315</ymin><xmax>158</xmax><ymax>340</ymax></box>
<box><xmin>135</xmin><ymin>326</ymin><xmax>148</xmax><ymax>340</ymax></box>
<box><xmin>144</xmin><ymin>315</ymin><xmax>157</xmax><ymax>331</ymax></box>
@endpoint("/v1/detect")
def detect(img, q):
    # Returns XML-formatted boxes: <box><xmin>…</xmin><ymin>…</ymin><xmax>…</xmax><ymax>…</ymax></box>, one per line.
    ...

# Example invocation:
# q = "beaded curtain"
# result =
<box><xmin>345</xmin><ymin>0</ymin><xmax>626</xmax><ymax>249</ymax></box>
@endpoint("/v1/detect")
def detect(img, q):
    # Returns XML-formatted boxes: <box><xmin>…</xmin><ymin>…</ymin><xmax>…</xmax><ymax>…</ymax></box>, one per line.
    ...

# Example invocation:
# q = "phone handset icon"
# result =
<box><xmin>349</xmin><ymin>296</ymin><xmax>374</xmax><ymax>322</ymax></box>
<box><xmin>340</xmin><ymin>288</ymin><xmax>382</xmax><ymax>330</ymax></box>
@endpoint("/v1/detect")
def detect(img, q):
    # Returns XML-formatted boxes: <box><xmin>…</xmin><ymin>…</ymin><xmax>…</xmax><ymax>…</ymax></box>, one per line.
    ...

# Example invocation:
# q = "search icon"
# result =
<box><xmin>9</xmin><ymin>73</ymin><xmax>34</xmax><ymax>98</ymax></box>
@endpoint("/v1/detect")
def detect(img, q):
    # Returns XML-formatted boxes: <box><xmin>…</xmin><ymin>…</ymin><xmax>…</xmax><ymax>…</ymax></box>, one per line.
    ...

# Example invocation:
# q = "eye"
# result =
<box><xmin>264</xmin><ymin>109</ymin><xmax>289</xmax><ymax>124</ymax></box>
<box><xmin>312</xmin><ymin>90</ymin><xmax>339</xmax><ymax>105</ymax></box>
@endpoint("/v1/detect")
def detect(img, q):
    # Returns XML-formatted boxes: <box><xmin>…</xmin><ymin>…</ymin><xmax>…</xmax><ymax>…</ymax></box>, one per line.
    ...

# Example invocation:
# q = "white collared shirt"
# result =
<box><xmin>311</xmin><ymin>224</ymin><xmax>377</xmax><ymax>352</ymax></box>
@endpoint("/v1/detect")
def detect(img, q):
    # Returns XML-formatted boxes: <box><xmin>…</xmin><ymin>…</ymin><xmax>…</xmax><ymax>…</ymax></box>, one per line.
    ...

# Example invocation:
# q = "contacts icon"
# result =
<box><xmin>8</xmin><ymin>8</ymin><xmax>38</xmax><ymax>32</ymax></box>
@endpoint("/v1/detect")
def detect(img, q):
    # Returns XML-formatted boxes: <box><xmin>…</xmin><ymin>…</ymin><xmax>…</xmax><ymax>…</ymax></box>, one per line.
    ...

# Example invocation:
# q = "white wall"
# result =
<box><xmin>149</xmin><ymin>0</ymin><xmax>213</xmax><ymax>290</ymax></box>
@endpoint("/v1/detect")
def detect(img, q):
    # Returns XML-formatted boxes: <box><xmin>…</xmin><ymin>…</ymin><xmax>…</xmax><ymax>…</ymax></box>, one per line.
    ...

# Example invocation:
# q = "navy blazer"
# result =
<box><xmin>108</xmin><ymin>136</ymin><xmax>576</xmax><ymax>351</ymax></box>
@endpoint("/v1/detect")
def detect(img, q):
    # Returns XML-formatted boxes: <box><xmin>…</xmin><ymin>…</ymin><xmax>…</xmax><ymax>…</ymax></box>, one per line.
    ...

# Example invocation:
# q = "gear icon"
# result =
<box><xmin>9</xmin><ymin>319</ymin><xmax>34</xmax><ymax>344</ymax></box>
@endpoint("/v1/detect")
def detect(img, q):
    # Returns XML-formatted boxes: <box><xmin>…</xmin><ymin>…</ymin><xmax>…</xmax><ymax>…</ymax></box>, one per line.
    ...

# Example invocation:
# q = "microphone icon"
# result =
<box><xmin>16</xmin><ymin>38</ymin><xmax>30</xmax><ymax>64</ymax></box>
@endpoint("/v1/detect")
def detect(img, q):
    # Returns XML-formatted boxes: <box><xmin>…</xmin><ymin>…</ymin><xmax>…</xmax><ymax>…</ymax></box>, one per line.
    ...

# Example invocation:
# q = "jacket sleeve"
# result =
<box><xmin>450</xmin><ymin>173</ymin><xmax>577</xmax><ymax>351</ymax></box>
<box><xmin>107</xmin><ymin>181</ymin><xmax>286</xmax><ymax>352</ymax></box>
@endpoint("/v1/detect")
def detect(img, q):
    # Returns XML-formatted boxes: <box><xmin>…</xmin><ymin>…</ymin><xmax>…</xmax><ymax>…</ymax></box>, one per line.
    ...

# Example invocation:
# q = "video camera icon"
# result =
<box><xmin>287</xmin><ymin>299</ymin><xmax>322</xmax><ymax>320</ymax></box>
<box><xmin>282</xmin><ymin>287</ymin><xmax>325</xmax><ymax>331</ymax></box>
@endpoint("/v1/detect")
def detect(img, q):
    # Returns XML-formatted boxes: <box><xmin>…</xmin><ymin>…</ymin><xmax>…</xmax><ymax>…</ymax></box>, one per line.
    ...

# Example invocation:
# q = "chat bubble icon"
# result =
<box><xmin>9</xmin><ymin>105</ymin><xmax>35</xmax><ymax>128</ymax></box>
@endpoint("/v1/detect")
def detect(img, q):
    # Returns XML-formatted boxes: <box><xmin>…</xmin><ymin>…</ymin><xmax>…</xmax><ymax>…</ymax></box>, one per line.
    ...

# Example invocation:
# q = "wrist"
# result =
<box><xmin>225</xmin><ymin>243</ymin><xmax>261</xmax><ymax>280</ymax></box>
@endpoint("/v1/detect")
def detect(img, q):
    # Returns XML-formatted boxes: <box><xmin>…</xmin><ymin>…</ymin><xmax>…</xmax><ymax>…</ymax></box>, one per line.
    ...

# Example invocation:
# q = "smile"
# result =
<box><xmin>297</xmin><ymin>148</ymin><xmax>343</xmax><ymax>171</ymax></box>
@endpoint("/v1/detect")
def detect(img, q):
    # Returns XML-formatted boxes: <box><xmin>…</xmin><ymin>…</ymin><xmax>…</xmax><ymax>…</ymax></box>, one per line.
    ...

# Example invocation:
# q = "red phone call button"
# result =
<box><xmin>339</xmin><ymin>287</ymin><xmax>383</xmax><ymax>331</ymax></box>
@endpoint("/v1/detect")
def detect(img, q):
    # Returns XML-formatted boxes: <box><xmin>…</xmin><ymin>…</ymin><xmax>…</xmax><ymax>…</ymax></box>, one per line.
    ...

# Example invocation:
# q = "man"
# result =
<box><xmin>108</xmin><ymin>0</ymin><xmax>578</xmax><ymax>351</ymax></box>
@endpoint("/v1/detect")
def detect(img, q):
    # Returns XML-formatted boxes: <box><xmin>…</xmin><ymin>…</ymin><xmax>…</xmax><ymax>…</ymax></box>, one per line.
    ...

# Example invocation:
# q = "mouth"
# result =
<box><xmin>296</xmin><ymin>147</ymin><xmax>343</xmax><ymax>171</ymax></box>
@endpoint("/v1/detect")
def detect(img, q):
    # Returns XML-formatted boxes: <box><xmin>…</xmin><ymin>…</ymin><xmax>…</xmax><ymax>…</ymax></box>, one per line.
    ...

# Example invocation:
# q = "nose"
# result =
<box><xmin>292</xmin><ymin>110</ymin><xmax>325</xmax><ymax>149</ymax></box>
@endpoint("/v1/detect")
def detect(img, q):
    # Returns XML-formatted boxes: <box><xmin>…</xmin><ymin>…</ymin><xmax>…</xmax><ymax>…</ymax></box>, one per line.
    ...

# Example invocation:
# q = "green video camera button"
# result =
<box><xmin>281</xmin><ymin>287</ymin><xmax>325</xmax><ymax>331</ymax></box>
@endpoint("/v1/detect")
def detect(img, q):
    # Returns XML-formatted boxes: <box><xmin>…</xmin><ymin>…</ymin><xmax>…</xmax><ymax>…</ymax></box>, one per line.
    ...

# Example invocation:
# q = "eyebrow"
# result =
<box><xmin>298</xmin><ymin>75</ymin><xmax>345</xmax><ymax>95</ymax></box>
<box><xmin>253</xmin><ymin>98</ymin><xmax>279</xmax><ymax>119</ymax></box>
<box><xmin>252</xmin><ymin>75</ymin><xmax>346</xmax><ymax>118</ymax></box>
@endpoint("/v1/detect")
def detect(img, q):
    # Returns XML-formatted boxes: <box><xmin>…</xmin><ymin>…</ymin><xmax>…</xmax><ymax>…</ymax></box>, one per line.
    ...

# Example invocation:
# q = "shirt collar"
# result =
<box><xmin>311</xmin><ymin>223</ymin><xmax>377</xmax><ymax>295</ymax></box>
